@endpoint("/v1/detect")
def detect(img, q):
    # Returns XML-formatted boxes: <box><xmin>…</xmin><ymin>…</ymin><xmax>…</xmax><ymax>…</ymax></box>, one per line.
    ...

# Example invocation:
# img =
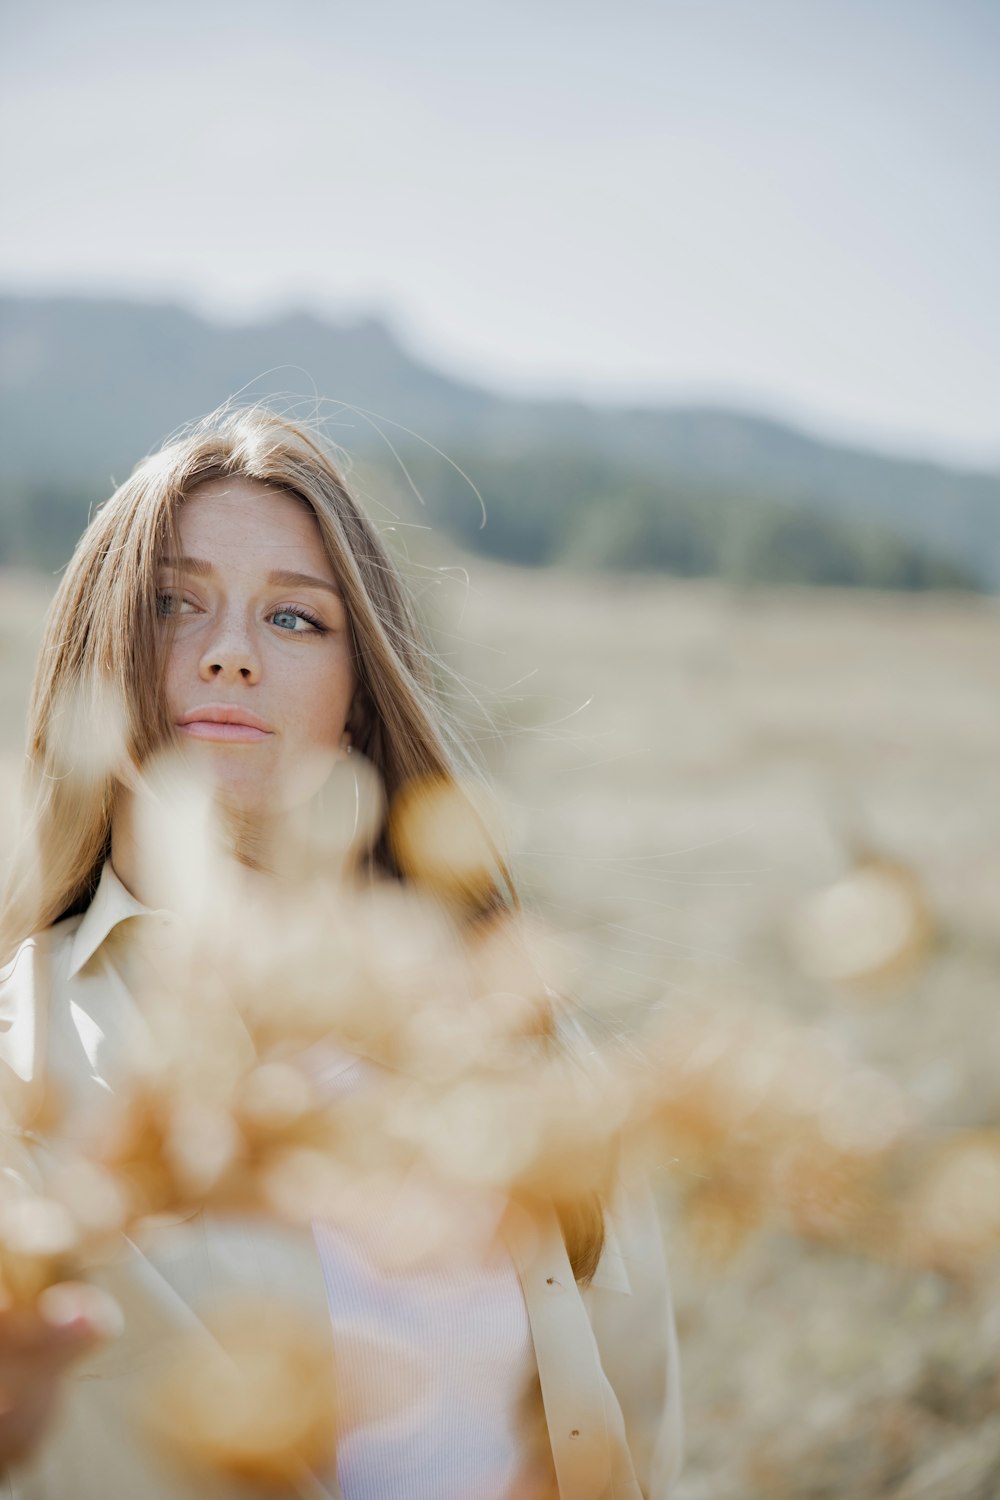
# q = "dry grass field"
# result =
<box><xmin>440</xmin><ymin>564</ymin><xmax>1000</xmax><ymax>1500</ymax></box>
<box><xmin>2</xmin><ymin>562</ymin><xmax>999</xmax><ymax>1498</ymax></box>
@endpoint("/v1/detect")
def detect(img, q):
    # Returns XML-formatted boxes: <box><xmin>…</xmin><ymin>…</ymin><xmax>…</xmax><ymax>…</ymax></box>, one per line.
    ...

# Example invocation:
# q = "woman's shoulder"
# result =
<box><xmin>1</xmin><ymin>910</ymin><xmax>82</xmax><ymax>988</ymax></box>
<box><xmin>0</xmin><ymin>913</ymin><xmax>82</xmax><ymax>1092</ymax></box>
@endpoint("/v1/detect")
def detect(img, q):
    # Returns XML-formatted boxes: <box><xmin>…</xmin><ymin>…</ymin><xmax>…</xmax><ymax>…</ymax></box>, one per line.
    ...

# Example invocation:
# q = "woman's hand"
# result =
<box><xmin>0</xmin><ymin>1282</ymin><xmax>123</xmax><ymax>1471</ymax></box>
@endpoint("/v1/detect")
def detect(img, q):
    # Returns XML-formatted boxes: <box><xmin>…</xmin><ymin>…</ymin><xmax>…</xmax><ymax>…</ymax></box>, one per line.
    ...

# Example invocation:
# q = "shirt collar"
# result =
<box><xmin>68</xmin><ymin>861</ymin><xmax>164</xmax><ymax>978</ymax></box>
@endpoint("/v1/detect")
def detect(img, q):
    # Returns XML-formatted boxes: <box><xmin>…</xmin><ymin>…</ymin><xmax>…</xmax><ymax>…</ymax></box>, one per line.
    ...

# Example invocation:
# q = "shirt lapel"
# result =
<box><xmin>503</xmin><ymin>1199</ymin><xmax>615</xmax><ymax>1500</ymax></box>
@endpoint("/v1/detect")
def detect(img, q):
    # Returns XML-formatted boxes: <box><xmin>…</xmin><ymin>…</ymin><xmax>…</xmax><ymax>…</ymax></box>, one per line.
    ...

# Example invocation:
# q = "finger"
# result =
<box><xmin>0</xmin><ymin>1289</ymin><xmax>123</xmax><ymax>1433</ymax></box>
<box><xmin>0</xmin><ymin>1282</ymin><xmax>124</xmax><ymax>1360</ymax></box>
<box><xmin>36</xmin><ymin>1282</ymin><xmax>125</xmax><ymax>1348</ymax></box>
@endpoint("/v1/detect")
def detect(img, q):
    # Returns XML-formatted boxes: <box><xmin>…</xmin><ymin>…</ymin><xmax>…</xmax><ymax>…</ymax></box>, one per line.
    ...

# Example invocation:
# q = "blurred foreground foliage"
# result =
<box><xmin>3</xmin><ymin>729</ymin><xmax>999</xmax><ymax>1495</ymax></box>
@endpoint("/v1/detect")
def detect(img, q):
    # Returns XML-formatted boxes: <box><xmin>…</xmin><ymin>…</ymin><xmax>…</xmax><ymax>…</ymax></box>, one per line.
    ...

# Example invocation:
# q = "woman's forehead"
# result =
<box><xmin>170</xmin><ymin>479</ymin><xmax>336</xmax><ymax>579</ymax></box>
<box><xmin>179</xmin><ymin>478</ymin><xmax>320</xmax><ymax>535</ymax></box>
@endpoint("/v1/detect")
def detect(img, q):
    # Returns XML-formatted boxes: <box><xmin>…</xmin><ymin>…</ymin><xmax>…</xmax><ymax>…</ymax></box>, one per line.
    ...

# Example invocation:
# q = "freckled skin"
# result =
<box><xmin>160</xmin><ymin>478</ymin><xmax>356</xmax><ymax>816</ymax></box>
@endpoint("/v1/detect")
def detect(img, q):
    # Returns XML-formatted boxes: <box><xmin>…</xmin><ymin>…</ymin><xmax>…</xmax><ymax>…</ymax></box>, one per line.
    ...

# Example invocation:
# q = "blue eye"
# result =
<box><xmin>271</xmin><ymin>605</ymin><xmax>325</xmax><ymax>633</ymax></box>
<box><xmin>156</xmin><ymin>590</ymin><xmax>185</xmax><ymax>616</ymax></box>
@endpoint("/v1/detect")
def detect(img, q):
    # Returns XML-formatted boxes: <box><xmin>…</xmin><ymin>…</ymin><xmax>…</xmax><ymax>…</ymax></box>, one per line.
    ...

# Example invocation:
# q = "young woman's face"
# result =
<box><xmin>157</xmin><ymin>478</ymin><xmax>356</xmax><ymax>816</ymax></box>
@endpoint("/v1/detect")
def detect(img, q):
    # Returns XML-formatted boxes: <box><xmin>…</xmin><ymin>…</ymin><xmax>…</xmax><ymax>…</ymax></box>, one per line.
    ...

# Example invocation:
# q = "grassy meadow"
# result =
<box><xmin>2</xmin><ymin>562</ymin><xmax>999</xmax><ymax>1499</ymax></box>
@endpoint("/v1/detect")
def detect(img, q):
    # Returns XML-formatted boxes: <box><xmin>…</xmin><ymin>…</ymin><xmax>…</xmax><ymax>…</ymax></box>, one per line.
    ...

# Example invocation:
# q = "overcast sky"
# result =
<box><xmin>2</xmin><ymin>0</ymin><xmax>997</xmax><ymax>467</ymax></box>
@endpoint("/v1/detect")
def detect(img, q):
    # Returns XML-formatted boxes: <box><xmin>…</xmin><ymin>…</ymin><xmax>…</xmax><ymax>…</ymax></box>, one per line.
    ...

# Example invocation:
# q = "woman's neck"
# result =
<box><xmin>110</xmin><ymin>785</ymin><xmax>276</xmax><ymax>909</ymax></box>
<box><xmin>108</xmin><ymin>787</ymin><xmax>150</xmax><ymax>905</ymax></box>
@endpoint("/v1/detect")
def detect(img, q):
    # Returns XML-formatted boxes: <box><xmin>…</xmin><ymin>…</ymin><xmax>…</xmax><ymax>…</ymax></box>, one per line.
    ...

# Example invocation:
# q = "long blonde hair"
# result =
<box><xmin>1</xmin><ymin>404</ymin><xmax>604</xmax><ymax>1280</ymax></box>
<box><xmin>2</xmin><ymin>406</ymin><xmax>500</xmax><ymax>943</ymax></box>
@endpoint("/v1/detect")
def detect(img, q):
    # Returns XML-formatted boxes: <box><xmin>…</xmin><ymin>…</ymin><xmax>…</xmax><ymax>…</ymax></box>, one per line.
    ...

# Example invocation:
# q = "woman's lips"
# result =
<box><xmin>177</xmin><ymin>705</ymin><xmax>274</xmax><ymax>742</ymax></box>
<box><xmin>178</xmin><ymin>721</ymin><xmax>272</xmax><ymax>742</ymax></box>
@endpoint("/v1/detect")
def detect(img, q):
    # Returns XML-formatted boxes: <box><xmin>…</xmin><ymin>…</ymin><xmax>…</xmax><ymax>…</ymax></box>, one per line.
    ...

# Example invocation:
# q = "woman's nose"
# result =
<box><xmin>198</xmin><ymin>615</ymin><xmax>262</xmax><ymax>683</ymax></box>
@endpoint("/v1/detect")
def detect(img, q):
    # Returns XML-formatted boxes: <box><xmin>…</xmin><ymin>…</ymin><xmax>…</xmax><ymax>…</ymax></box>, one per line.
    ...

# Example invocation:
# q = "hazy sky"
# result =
<box><xmin>2</xmin><ymin>0</ymin><xmax>997</xmax><ymax>466</ymax></box>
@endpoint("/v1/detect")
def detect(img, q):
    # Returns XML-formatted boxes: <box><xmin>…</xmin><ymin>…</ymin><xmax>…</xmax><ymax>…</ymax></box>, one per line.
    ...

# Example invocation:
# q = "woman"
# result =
<box><xmin>0</xmin><ymin>407</ymin><xmax>682</xmax><ymax>1498</ymax></box>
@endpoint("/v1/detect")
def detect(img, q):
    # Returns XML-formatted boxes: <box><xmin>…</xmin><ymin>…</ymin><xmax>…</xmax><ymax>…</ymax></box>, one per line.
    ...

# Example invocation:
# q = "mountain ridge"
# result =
<box><xmin>0</xmin><ymin>293</ymin><xmax>997</xmax><ymax>588</ymax></box>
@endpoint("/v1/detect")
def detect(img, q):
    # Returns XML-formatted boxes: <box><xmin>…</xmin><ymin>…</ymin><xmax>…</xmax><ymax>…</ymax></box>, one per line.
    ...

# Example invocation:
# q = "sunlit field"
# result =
<box><xmin>2</xmin><ymin>562</ymin><xmax>999</xmax><ymax>1499</ymax></box>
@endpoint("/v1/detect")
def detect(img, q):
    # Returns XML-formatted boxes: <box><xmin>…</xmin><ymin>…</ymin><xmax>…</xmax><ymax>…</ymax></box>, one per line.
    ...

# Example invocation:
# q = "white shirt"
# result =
<box><xmin>68</xmin><ymin>863</ymin><xmax>543</xmax><ymax>1500</ymax></box>
<box><xmin>2</xmin><ymin>861</ymin><xmax>685</xmax><ymax>1500</ymax></box>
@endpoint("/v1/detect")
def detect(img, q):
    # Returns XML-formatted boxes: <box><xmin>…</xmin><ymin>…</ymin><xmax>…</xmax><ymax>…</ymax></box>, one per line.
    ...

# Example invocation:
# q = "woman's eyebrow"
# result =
<box><xmin>162</xmin><ymin>554</ymin><xmax>214</xmax><ymax>577</ymax></box>
<box><xmin>161</xmin><ymin>556</ymin><xmax>341</xmax><ymax>597</ymax></box>
<box><xmin>267</xmin><ymin>568</ymin><xmax>342</xmax><ymax>598</ymax></box>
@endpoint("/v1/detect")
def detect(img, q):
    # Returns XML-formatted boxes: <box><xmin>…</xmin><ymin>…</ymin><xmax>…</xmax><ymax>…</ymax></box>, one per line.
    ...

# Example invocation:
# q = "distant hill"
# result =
<box><xmin>0</xmin><ymin>293</ymin><xmax>996</xmax><ymax>589</ymax></box>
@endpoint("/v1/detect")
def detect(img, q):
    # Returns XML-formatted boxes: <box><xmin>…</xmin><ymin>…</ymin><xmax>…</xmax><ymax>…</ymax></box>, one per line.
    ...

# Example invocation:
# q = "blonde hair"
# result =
<box><xmin>1</xmin><ymin>404</ymin><xmax>604</xmax><ymax>1281</ymax></box>
<box><xmin>2</xmin><ymin>405</ymin><xmax>501</xmax><ymax>941</ymax></box>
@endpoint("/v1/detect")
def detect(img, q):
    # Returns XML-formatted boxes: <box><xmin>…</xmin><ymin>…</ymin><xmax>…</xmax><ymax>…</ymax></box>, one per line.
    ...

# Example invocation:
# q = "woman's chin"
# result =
<box><xmin>177</xmin><ymin>755</ymin><xmax>271</xmax><ymax>821</ymax></box>
<box><xmin>209</xmin><ymin>766</ymin><xmax>337</xmax><ymax>825</ymax></box>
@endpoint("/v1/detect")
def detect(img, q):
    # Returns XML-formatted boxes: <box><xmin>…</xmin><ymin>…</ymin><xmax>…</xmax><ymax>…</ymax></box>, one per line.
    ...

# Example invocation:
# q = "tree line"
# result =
<box><xmin>0</xmin><ymin>445</ymin><xmax>981</xmax><ymax>593</ymax></box>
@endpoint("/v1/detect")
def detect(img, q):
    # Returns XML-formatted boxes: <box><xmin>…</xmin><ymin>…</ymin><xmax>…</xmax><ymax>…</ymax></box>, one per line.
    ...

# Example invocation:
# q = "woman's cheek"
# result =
<box><xmin>162</xmin><ymin>650</ymin><xmax>189</xmax><ymax>723</ymax></box>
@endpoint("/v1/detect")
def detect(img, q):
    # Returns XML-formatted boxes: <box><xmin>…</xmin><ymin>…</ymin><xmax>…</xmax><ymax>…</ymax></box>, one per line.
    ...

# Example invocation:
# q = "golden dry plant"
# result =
<box><xmin>629</xmin><ymin>1003</ymin><xmax>914</xmax><ymax>1263</ymax></box>
<box><xmin>785</xmin><ymin>847</ymin><xmax>935</xmax><ymax>992</ymax></box>
<box><xmin>894</xmin><ymin>1129</ymin><xmax>1000</xmax><ymax>1281</ymax></box>
<box><xmin>143</xmin><ymin>1297</ymin><xmax>340</xmax><ymax>1489</ymax></box>
<box><xmin>0</xmin><ymin>727</ymin><xmax>994</xmax><ymax>1488</ymax></box>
